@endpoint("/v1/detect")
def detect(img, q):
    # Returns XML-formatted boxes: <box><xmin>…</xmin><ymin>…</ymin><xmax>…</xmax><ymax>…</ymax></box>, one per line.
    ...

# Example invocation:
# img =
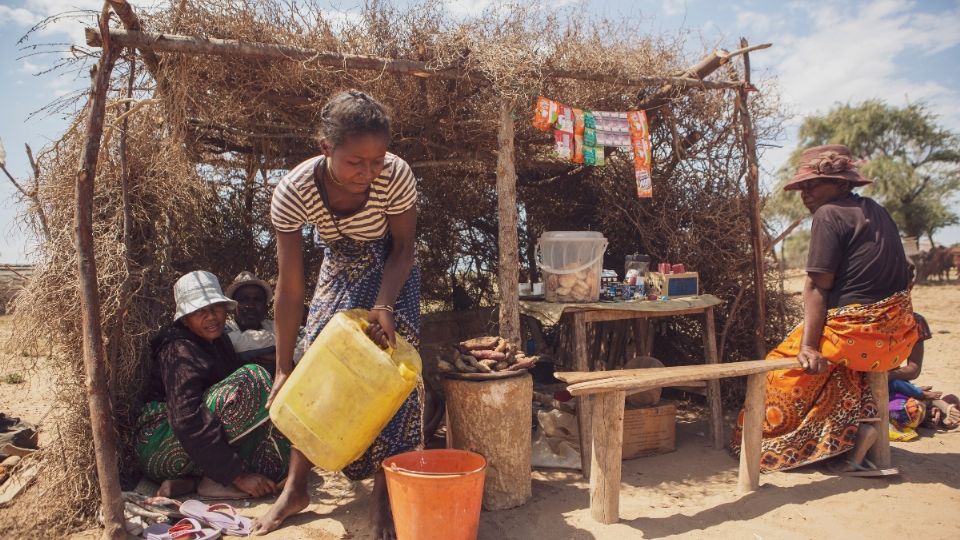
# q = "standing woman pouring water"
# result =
<box><xmin>253</xmin><ymin>90</ymin><xmax>422</xmax><ymax>538</ymax></box>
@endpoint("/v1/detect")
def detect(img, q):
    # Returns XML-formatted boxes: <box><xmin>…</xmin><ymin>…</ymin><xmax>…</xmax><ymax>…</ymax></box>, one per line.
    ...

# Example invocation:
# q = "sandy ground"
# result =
<box><xmin>3</xmin><ymin>280</ymin><xmax>959</xmax><ymax>539</ymax></box>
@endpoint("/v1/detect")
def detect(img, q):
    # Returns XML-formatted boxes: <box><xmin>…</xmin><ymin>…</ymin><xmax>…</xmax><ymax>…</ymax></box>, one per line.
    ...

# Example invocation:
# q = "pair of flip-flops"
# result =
<box><xmin>829</xmin><ymin>458</ymin><xmax>899</xmax><ymax>477</ymax></box>
<box><xmin>143</xmin><ymin>500</ymin><xmax>253</xmax><ymax>539</ymax></box>
<box><xmin>144</xmin><ymin>518</ymin><xmax>220</xmax><ymax>540</ymax></box>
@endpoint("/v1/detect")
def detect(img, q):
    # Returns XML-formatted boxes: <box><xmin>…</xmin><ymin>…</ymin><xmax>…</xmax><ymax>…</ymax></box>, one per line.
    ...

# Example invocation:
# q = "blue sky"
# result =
<box><xmin>1</xmin><ymin>0</ymin><xmax>959</xmax><ymax>263</ymax></box>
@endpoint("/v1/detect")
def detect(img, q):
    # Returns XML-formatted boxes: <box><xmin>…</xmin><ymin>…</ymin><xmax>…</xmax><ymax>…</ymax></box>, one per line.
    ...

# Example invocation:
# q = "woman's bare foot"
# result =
<box><xmin>251</xmin><ymin>483</ymin><xmax>310</xmax><ymax>536</ymax></box>
<box><xmin>157</xmin><ymin>477</ymin><xmax>198</xmax><ymax>497</ymax></box>
<box><xmin>370</xmin><ymin>470</ymin><xmax>396</xmax><ymax>540</ymax></box>
<box><xmin>197</xmin><ymin>476</ymin><xmax>251</xmax><ymax>499</ymax></box>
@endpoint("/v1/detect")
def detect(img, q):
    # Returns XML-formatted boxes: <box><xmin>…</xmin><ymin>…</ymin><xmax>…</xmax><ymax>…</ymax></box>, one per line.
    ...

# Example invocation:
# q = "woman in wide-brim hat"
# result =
<box><xmin>135</xmin><ymin>270</ymin><xmax>291</xmax><ymax>499</ymax></box>
<box><xmin>732</xmin><ymin>144</ymin><xmax>920</xmax><ymax>476</ymax></box>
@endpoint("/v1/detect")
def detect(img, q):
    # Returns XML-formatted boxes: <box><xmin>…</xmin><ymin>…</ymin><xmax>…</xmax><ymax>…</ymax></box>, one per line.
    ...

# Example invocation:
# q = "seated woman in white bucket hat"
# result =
<box><xmin>135</xmin><ymin>270</ymin><xmax>290</xmax><ymax>498</ymax></box>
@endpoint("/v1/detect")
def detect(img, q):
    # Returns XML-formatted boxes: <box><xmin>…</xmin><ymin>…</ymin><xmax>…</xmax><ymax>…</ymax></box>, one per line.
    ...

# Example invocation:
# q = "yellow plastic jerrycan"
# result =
<box><xmin>269</xmin><ymin>309</ymin><xmax>422</xmax><ymax>471</ymax></box>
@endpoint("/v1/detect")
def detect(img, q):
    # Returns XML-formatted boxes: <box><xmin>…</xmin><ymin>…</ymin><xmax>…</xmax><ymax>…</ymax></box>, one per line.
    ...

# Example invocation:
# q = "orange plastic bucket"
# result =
<box><xmin>383</xmin><ymin>449</ymin><xmax>486</xmax><ymax>540</ymax></box>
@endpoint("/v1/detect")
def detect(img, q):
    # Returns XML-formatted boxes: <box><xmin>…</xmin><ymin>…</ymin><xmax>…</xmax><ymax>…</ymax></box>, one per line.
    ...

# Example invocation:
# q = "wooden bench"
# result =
<box><xmin>556</xmin><ymin>359</ymin><xmax>893</xmax><ymax>524</ymax></box>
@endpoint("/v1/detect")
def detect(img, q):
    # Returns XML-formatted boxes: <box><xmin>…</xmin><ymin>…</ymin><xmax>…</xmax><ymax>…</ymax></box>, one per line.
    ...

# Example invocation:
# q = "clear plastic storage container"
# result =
<box><xmin>537</xmin><ymin>231</ymin><xmax>608</xmax><ymax>303</ymax></box>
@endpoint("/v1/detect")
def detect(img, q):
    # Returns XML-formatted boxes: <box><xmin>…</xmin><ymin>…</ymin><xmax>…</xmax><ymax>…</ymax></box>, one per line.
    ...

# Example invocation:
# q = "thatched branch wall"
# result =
<box><xmin>1</xmin><ymin>0</ymin><xmax>796</xmax><ymax>533</ymax></box>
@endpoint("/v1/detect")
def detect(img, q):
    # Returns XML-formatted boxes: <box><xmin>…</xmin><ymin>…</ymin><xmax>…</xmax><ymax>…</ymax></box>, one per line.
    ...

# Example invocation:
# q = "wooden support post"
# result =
<box><xmin>735</xmin><ymin>37</ymin><xmax>767</xmax><ymax>360</ymax></box>
<box><xmin>572</xmin><ymin>312</ymin><xmax>592</xmax><ymax>479</ymax></box>
<box><xmin>588</xmin><ymin>390</ymin><xmax>625</xmax><ymax>524</ymax></box>
<box><xmin>866</xmin><ymin>371</ymin><xmax>892</xmax><ymax>468</ymax></box>
<box><xmin>703</xmin><ymin>307</ymin><xmax>724</xmax><ymax>449</ymax></box>
<box><xmin>75</xmin><ymin>15</ymin><xmax>126</xmax><ymax>540</ymax></box>
<box><xmin>738</xmin><ymin>373</ymin><xmax>766</xmax><ymax>493</ymax></box>
<box><xmin>496</xmin><ymin>101</ymin><xmax>521</xmax><ymax>347</ymax></box>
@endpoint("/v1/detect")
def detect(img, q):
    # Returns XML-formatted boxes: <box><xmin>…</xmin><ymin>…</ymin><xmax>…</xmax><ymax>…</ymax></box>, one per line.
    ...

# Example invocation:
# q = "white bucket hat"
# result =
<box><xmin>224</xmin><ymin>271</ymin><xmax>273</xmax><ymax>304</ymax></box>
<box><xmin>173</xmin><ymin>270</ymin><xmax>237</xmax><ymax>320</ymax></box>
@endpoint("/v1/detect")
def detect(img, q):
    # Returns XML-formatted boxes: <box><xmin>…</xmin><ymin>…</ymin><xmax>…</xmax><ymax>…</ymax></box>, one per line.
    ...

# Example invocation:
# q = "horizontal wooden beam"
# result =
<box><xmin>558</xmin><ymin>357</ymin><xmax>799</xmax><ymax>396</ymax></box>
<box><xmin>85</xmin><ymin>27</ymin><xmax>747</xmax><ymax>91</ymax></box>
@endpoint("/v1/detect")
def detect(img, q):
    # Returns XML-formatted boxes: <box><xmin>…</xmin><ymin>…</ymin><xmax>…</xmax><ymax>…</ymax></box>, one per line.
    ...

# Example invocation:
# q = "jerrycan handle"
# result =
<box><xmin>358</xmin><ymin>313</ymin><xmax>396</xmax><ymax>357</ymax></box>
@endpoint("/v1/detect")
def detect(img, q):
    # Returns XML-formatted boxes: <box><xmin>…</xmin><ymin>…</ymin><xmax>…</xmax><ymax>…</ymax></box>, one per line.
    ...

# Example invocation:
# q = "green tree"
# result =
<box><xmin>768</xmin><ymin>100</ymin><xmax>960</xmax><ymax>242</ymax></box>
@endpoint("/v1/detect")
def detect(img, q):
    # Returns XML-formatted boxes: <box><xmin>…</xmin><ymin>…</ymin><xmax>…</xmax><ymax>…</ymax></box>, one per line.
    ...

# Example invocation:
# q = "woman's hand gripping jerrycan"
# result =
<box><xmin>269</xmin><ymin>309</ymin><xmax>422</xmax><ymax>471</ymax></box>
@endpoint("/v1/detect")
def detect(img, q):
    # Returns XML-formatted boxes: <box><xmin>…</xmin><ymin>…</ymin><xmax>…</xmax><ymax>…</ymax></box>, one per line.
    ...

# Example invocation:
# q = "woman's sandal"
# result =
<box><xmin>180</xmin><ymin>500</ymin><xmax>252</xmax><ymax>536</ymax></box>
<box><xmin>931</xmin><ymin>396</ymin><xmax>960</xmax><ymax>429</ymax></box>
<box><xmin>828</xmin><ymin>458</ymin><xmax>899</xmax><ymax>477</ymax></box>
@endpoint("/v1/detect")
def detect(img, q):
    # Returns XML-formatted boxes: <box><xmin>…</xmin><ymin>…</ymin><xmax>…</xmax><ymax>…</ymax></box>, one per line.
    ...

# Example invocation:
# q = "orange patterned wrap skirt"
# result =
<box><xmin>731</xmin><ymin>290</ymin><xmax>918</xmax><ymax>471</ymax></box>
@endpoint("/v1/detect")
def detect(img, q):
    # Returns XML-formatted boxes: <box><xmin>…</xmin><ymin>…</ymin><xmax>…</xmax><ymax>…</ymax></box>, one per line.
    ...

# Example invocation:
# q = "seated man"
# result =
<box><xmin>225</xmin><ymin>272</ymin><xmax>305</xmax><ymax>371</ymax></box>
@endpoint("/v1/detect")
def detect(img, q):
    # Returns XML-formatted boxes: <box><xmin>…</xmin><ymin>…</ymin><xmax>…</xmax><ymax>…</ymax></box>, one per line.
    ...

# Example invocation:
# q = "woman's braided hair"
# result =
<box><xmin>318</xmin><ymin>89</ymin><xmax>391</xmax><ymax>148</ymax></box>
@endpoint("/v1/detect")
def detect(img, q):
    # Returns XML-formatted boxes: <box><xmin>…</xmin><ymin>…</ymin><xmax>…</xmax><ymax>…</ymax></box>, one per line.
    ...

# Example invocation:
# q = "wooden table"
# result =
<box><xmin>520</xmin><ymin>294</ymin><xmax>725</xmax><ymax>478</ymax></box>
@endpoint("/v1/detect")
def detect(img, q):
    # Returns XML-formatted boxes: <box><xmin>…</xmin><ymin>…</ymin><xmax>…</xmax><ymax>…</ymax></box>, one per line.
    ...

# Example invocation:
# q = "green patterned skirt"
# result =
<box><xmin>135</xmin><ymin>364</ymin><xmax>290</xmax><ymax>482</ymax></box>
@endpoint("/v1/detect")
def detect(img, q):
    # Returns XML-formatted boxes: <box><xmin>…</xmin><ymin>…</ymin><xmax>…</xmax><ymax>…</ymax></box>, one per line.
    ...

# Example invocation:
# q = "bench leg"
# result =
<box><xmin>866</xmin><ymin>371</ymin><xmax>891</xmax><ymax>468</ymax></box>
<box><xmin>588</xmin><ymin>391</ymin><xmax>625</xmax><ymax>524</ymax></box>
<box><xmin>738</xmin><ymin>372</ymin><xmax>766</xmax><ymax>493</ymax></box>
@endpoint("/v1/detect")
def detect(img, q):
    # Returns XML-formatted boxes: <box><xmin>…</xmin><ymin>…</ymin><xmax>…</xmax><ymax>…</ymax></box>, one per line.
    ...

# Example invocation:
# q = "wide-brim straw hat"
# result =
<box><xmin>224</xmin><ymin>271</ymin><xmax>273</xmax><ymax>304</ymax></box>
<box><xmin>783</xmin><ymin>144</ymin><xmax>873</xmax><ymax>191</ymax></box>
<box><xmin>173</xmin><ymin>270</ymin><xmax>237</xmax><ymax>320</ymax></box>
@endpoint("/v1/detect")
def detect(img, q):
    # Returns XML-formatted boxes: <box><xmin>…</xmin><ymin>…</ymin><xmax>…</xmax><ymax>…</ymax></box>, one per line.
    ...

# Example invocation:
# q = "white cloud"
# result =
<box><xmin>0</xmin><ymin>5</ymin><xmax>41</xmax><ymax>26</ymax></box>
<box><xmin>1</xmin><ymin>0</ymin><xmax>114</xmax><ymax>45</ymax></box>
<box><xmin>444</xmin><ymin>0</ymin><xmax>492</xmax><ymax>18</ymax></box>
<box><xmin>20</xmin><ymin>60</ymin><xmax>40</xmax><ymax>73</ymax></box>
<box><xmin>755</xmin><ymin>0</ymin><xmax>960</xmax><ymax>132</ymax></box>
<box><xmin>662</xmin><ymin>0</ymin><xmax>688</xmax><ymax>17</ymax></box>
<box><xmin>735</xmin><ymin>9</ymin><xmax>784</xmax><ymax>35</ymax></box>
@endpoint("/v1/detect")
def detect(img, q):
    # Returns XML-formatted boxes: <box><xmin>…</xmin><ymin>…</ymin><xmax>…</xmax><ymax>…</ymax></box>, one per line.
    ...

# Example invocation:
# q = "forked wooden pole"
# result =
<box><xmin>735</xmin><ymin>37</ymin><xmax>767</xmax><ymax>360</ymax></box>
<box><xmin>495</xmin><ymin>101</ymin><xmax>521</xmax><ymax>346</ymax></box>
<box><xmin>76</xmin><ymin>11</ymin><xmax>126</xmax><ymax>540</ymax></box>
<box><xmin>588</xmin><ymin>391</ymin><xmax>625</xmax><ymax>524</ymax></box>
<box><xmin>738</xmin><ymin>373</ymin><xmax>767</xmax><ymax>493</ymax></box>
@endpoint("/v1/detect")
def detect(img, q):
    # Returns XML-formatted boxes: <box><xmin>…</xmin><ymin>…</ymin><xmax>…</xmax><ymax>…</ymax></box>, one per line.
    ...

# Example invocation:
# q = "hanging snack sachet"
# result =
<box><xmin>627</xmin><ymin>110</ymin><xmax>653</xmax><ymax>198</ymax></box>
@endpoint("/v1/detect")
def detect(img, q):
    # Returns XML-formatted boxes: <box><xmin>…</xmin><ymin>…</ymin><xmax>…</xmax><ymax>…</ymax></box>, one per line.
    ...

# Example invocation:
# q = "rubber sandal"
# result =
<box><xmin>832</xmin><ymin>458</ymin><xmax>899</xmax><ymax>477</ymax></box>
<box><xmin>144</xmin><ymin>518</ymin><xmax>221</xmax><ymax>540</ymax></box>
<box><xmin>930</xmin><ymin>399</ymin><xmax>960</xmax><ymax>429</ymax></box>
<box><xmin>180</xmin><ymin>500</ymin><xmax>252</xmax><ymax>536</ymax></box>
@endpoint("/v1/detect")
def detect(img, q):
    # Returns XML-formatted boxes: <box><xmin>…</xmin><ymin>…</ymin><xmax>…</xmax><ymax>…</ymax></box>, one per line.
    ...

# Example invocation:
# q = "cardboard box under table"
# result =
<box><xmin>622</xmin><ymin>402</ymin><xmax>676</xmax><ymax>459</ymax></box>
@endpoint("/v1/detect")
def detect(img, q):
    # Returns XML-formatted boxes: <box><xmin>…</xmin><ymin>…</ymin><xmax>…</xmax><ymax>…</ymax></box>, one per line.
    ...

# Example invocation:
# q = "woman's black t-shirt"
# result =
<box><xmin>806</xmin><ymin>194</ymin><xmax>910</xmax><ymax>309</ymax></box>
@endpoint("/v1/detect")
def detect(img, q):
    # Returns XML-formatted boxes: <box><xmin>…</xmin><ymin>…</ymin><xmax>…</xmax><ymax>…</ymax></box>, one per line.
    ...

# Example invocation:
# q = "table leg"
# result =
<box><xmin>738</xmin><ymin>373</ymin><xmax>766</xmax><ymax>493</ymax></box>
<box><xmin>703</xmin><ymin>307</ymin><xmax>724</xmax><ymax>449</ymax></box>
<box><xmin>572</xmin><ymin>312</ymin><xmax>592</xmax><ymax>479</ymax></box>
<box><xmin>866</xmin><ymin>371</ymin><xmax>892</xmax><ymax>468</ymax></box>
<box><xmin>588</xmin><ymin>391</ymin><xmax>625</xmax><ymax>524</ymax></box>
<box><xmin>632</xmin><ymin>318</ymin><xmax>653</xmax><ymax>357</ymax></box>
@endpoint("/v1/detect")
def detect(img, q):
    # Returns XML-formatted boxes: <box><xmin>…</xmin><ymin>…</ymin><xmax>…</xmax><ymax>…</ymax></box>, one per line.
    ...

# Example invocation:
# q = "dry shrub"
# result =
<box><xmin>2</xmin><ymin>0</ymin><xmax>796</xmax><ymax>534</ymax></box>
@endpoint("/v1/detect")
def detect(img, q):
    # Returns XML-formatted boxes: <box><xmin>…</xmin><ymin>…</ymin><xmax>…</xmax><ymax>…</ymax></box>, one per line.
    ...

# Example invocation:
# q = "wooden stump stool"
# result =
<box><xmin>442</xmin><ymin>372</ymin><xmax>532</xmax><ymax>510</ymax></box>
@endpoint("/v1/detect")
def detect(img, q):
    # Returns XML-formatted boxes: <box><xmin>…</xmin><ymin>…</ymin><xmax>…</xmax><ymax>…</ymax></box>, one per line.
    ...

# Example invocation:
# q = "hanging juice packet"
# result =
<box><xmin>532</xmin><ymin>96</ymin><xmax>554</xmax><ymax>131</ymax></box>
<box><xmin>636</xmin><ymin>169</ymin><xmax>653</xmax><ymax>198</ymax></box>
<box><xmin>593</xmin><ymin>146</ymin><xmax>605</xmax><ymax>166</ymax></box>
<box><xmin>627</xmin><ymin>110</ymin><xmax>649</xmax><ymax>140</ymax></box>
<box><xmin>554</xmin><ymin>130</ymin><xmax>573</xmax><ymax>160</ymax></box>
<box><xmin>584</xmin><ymin>127</ymin><xmax>597</xmax><ymax>147</ymax></box>
<box><xmin>583</xmin><ymin>145</ymin><xmax>596</xmax><ymax>166</ymax></box>
<box><xmin>574</xmin><ymin>133</ymin><xmax>584</xmax><ymax>164</ymax></box>
<box><xmin>583</xmin><ymin>146</ymin><xmax>605</xmax><ymax>167</ymax></box>
<box><xmin>555</xmin><ymin>104</ymin><xmax>574</xmax><ymax>133</ymax></box>
<box><xmin>627</xmin><ymin>110</ymin><xmax>653</xmax><ymax>199</ymax></box>
<box><xmin>583</xmin><ymin>110</ymin><xmax>596</xmax><ymax>129</ymax></box>
<box><xmin>572</xmin><ymin>108</ymin><xmax>585</xmax><ymax>163</ymax></box>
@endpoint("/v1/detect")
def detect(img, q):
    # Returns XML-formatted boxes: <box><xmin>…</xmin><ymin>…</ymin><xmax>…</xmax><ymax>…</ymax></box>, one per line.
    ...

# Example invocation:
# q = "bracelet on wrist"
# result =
<box><xmin>372</xmin><ymin>304</ymin><xmax>394</xmax><ymax>314</ymax></box>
